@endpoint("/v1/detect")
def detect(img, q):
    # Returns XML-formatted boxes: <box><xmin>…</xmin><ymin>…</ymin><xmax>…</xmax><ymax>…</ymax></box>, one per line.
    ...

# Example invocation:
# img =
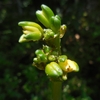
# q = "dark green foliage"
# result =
<box><xmin>0</xmin><ymin>0</ymin><xmax>100</xmax><ymax>100</ymax></box>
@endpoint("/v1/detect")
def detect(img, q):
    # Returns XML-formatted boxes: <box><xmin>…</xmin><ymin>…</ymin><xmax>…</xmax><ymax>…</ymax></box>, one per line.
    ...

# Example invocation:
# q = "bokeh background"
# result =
<box><xmin>0</xmin><ymin>0</ymin><xmax>100</xmax><ymax>100</ymax></box>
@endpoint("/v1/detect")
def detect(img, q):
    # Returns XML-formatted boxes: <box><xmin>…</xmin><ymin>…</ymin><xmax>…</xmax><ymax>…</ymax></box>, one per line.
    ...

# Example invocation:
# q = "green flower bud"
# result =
<box><xmin>22</xmin><ymin>26</ymin><xmax>40</xmax><ymax>33</ymax></box>
<box><xmin>45</xmin><ymin>62</ymin><xmax>63</xmax><ymax>77</ymax></box>
<box><xmin>51</xmin><ymin>51</ymin><xmax>58</xmax><ymax>56</ymax></box>
<box><xmin>37</xmin><ymin>53</ymin><xmax>47</xmax><ymax>62</ymax></box>
<box><xmin>33</xmin><ymin>57</ymin><xmax>38</xmax><ymax>63</ymax></box>
<box><xmin>18</xmin><ymin>21</ymin><xmax>43</xmax><ymax>33</ymax></box>
<box><xmin>59</xmin><ymin>59</ymin><xmax>79</xmax><ymax>72</ymax></box>
<box><xmin>43</xmin><ymin>29</ymin><xmax>56</xmax><ymax>40</ymax></box>
<box><xmin>36</xmin><ymin>10</ymin><xmax>51</xmax><ymax>28</ymax></box>
<box><xmin>50</xmin><ymin>15</ymin><xmax>61</xmax><ymax>32</ymax></box>
<box><xmin>59</xmin><ymin>24</ymin><xmax>67</xmax><ymax>38</ymax></box>
<box><xmin>41</xmin><ymin>4</ymin><xmax>54</xmax><ymax>20</ymax></box>
<box><xmin>35</xmin><ymin>49</ymin><xmax>44</xmax><ymax>56</ymax></box>
<box><xmin>58</xmin><ymin>55</ymin><xmax>67</xmax><ymax>62</ymax></box>
<box><xmin>18</xmin><ymin>21</ymin><xmax>43</xmax><ymax>42</ymax></box>
<box><xmin>55</xmin><ymin>15</ymin><xmax>61</xmax><ymax>21</ymax></box>
<box><xmin>43</xmin><ymin>45</ymin><xmax>52</xmax><ymax>54</ymax></box>
<box><xmin>18</xmin><ymin>34</ymin><xmax>30</xmax><ymax>43</ymax></box>
<box><xmin>62</xmin><ymin>74</ymin><xmax>67</xmax><ymax>80</ymax></box>
<box><xmin>48</xmin><ymin>55</ymin><xmax>56</xmax><ymax>62</ymax></box>
<box><xmin>24</xmin><ymin>31</ymin><xmax>42</xmax><ymax>41</ymax></box>
<box><xmin>35</xmin><ymin>49</ymin><xmax>47</xmax><ymax>63</ymax></box>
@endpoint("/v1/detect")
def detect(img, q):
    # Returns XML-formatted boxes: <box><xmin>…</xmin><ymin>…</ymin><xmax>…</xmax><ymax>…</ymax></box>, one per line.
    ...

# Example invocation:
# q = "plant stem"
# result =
<box><xmin>51</xmin><ymin>81</ymin><xmax>62</xmax><ymax>100</ymax></box>
<box><xmin>49</xmin><ymin>32</ymin><xmax>62</xmax><ymax>100</ymax></box>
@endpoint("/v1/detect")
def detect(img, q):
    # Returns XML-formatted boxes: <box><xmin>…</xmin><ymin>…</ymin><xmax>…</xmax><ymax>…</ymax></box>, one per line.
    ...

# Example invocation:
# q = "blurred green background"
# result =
<box><xmin>0</xmin><ymin>0</ymin><xmax>100</xmax><ymax>100</ymax></box>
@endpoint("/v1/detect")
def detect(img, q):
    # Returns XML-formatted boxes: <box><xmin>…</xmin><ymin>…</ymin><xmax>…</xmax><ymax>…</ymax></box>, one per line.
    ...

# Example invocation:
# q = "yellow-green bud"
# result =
<box><xmin>18</xmin><ymin>21</ymin><xmax>43</xmax><ymax>33</ymax></box>
<box><xmin>18</xmin><ymin>34</ymin><xmax>29</xmax><ymax>43</ymax></box>
<box><xmin>35</xmin><ymin>49</ymin><xmax>47</xmax><ymax>63</ymax></box>
<box><xmin>59</xmin><ymin>59</ymin><xmax>79</xmax><ymax>72</ymax></box>
<box><xmin>43</xmin><ymin>29</ymin><xmax>55</xmax><ymax>40</ymax></box>
<box><xmin>24</xmin><ymin>31</ymin><xmax>42</xmax><ymax>41</ymax></box>
<box><xmin>45</xmin><ymin>62</ymin><xmax>63</xmax><ymax>77</ymax></box>
<box><xmin>59</xmin><ymin>24</ymin><xmax>67</xmax><ymax>38</ymax></box>
<box><xmin>36</xmin><ymin>10</ymin><xmax>51</xmax><ymax>28</ymax></box>
<box><xmin>58</xmin><ymin>55</ymin><xmax>67</xmax><ymax>62</ymax></box>
<box><xmin>50</xmin><ymin>15</ymin><xmax>61</xmax><ymax>32</ymax></box>
<box><xmin>41</xmin><ymin>4</ymin><xmax>54</xmax><ymax>20</ymax></box>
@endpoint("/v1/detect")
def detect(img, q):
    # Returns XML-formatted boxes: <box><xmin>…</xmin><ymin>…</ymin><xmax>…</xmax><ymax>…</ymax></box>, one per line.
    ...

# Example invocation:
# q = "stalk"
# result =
<box><xmin>51</xmin><ymin>81</ymin><xmax>62</xmax><ymax>100</ymax></box>
<box><xmin>50</xmin><ymin>33</ymin><xmax>62</xmax><ymax>100</ymax></box>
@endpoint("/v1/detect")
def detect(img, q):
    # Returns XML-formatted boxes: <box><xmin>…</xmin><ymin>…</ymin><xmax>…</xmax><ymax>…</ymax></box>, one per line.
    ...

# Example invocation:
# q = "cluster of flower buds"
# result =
<box><xmin>33</xmin><ymin>45</ymin><xmax>57</xmax><ymax>70</ymax></box>
<box><xmin>45</xmin><ymin>55</ymin><xmax>79</xmax><ymax>81</ymax></box>
<box><xmin>36</xmin><ymin>4</ymin><xmax>61</xmax><ymax>33</ymax></box>
<box><xmin>33</xmin><ymin>45</ymin><xmax>51</xmax><ymax>70</ymax></box>
<box><xmin>32</xmin><ymin>45</ymin><xmax>79</xmax><ymax>81</ymax></box>
<box><xmin>18</xmin><ymin>4</ymin><xmax>67</xmax><ymax>43</ymax></box>
<box><xmin>18</xmin><ymin>21</ymin><xmax>43</xmax><ymax>42</ymax></box>
<box><xmin>18</xmin><ymin>4</ymin><xmax>79</xmax><ymax>81</ymax></box>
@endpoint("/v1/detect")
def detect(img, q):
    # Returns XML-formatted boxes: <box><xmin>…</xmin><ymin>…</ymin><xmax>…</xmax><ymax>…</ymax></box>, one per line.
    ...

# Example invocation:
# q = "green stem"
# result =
<box><xmin>48</xmin><ymin>33</ymin><xmax>62</xmax><ymax>100</ymax></box>
<box><xmin>50</xmin><ymin>35</ymin><xmax>61</xmax><ymax>55</ymax></box>
<box><xmin>50</xmin><ymin>34</ymin><xmax>62</xmax><ymax>100</ymax></box>
<box><xmin>54</xmin><ymin>36</ymin><xmax>61</xmax><ymax>55</ymax></box>
<box><xmin>51</xmin><ymin>81</ymin><xmax>62</xmax><ymax>100</ymax></box>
